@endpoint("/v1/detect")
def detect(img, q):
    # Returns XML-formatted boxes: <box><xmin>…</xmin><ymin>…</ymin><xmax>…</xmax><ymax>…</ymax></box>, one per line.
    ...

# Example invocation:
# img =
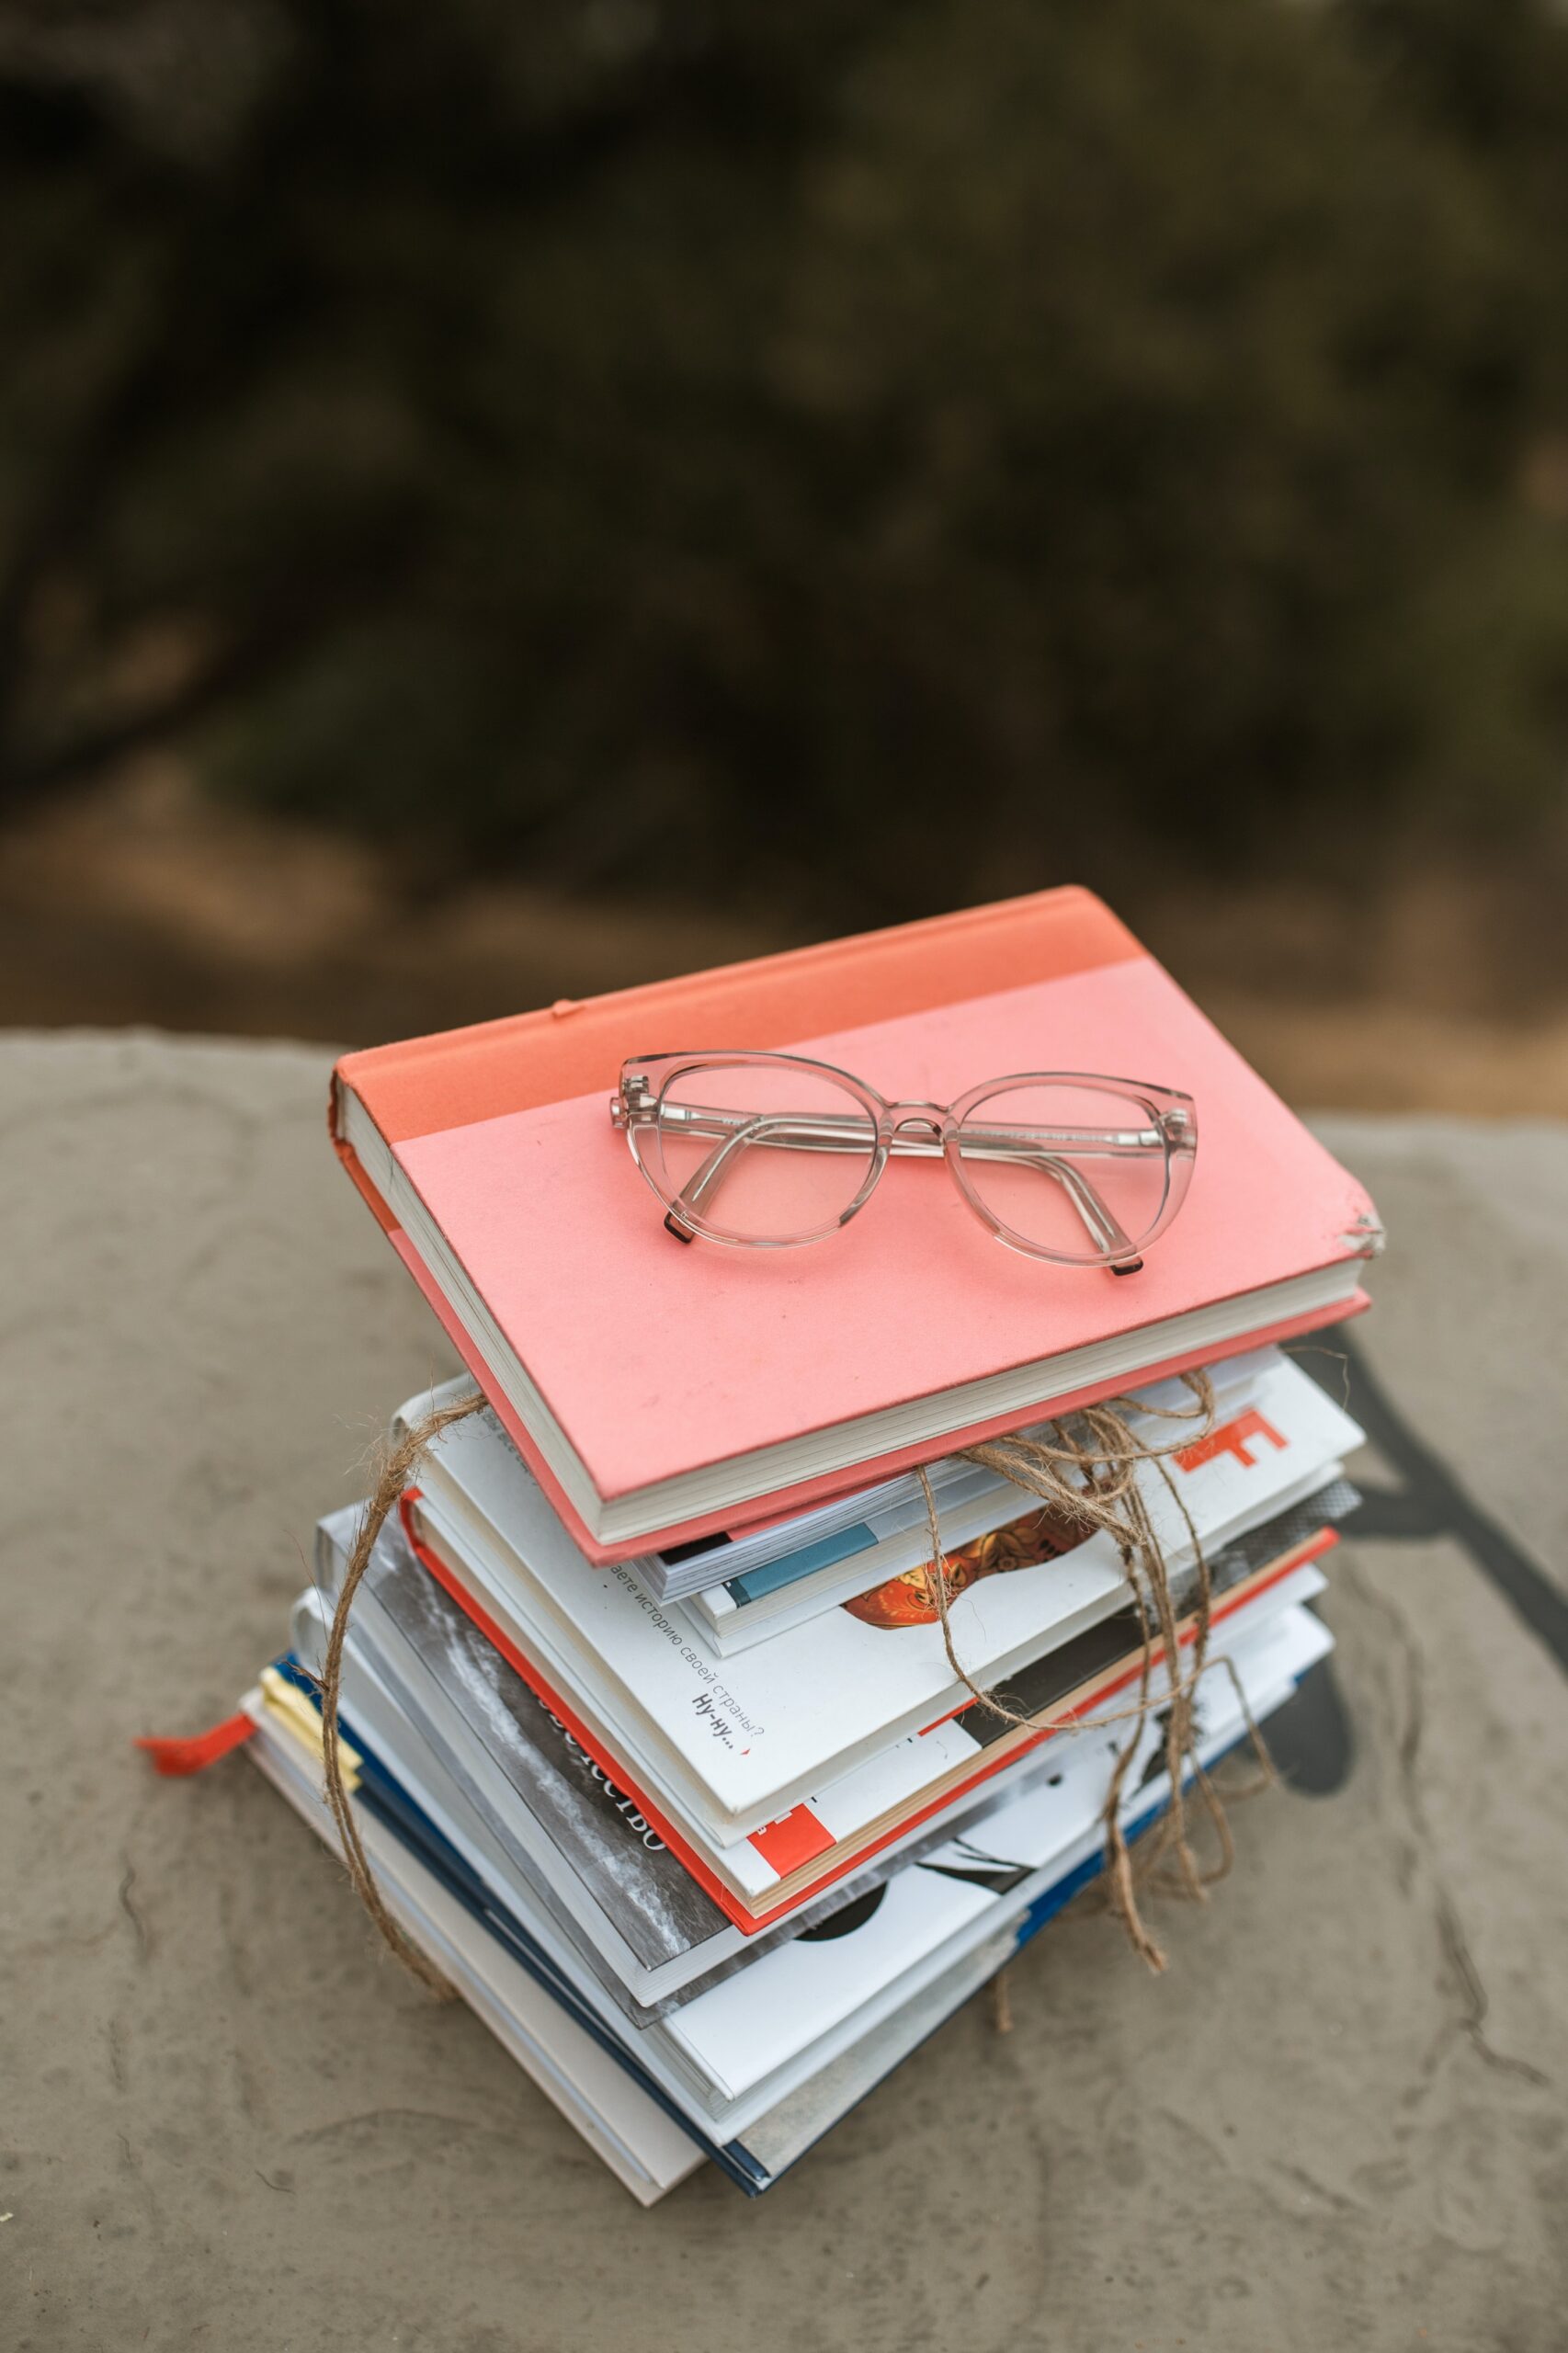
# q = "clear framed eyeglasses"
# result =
<box><xmin>609</xmin><ymin>1051</ymin><xmax>1198</xmax><ymax>1270</ymax></box>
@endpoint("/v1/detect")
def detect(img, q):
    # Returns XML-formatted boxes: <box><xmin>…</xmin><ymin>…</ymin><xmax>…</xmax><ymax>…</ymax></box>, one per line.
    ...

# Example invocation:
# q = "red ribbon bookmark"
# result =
<box><xmin>135</xmin><ymin>1711</ymin><xmax>257</xmax><ymax>1776</ymax></box>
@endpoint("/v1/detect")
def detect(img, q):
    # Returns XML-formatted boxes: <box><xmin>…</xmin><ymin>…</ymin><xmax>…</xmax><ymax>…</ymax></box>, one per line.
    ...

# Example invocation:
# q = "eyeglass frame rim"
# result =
<box><xmin>611</xmin><ymin>1048</ymin><xmax>1198</xmax><ymax>1264</ymax></box>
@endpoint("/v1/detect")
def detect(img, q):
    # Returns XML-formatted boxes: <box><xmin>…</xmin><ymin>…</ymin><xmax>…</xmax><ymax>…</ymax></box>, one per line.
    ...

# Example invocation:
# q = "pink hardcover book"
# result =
<box><xmin>332</xmin><ymin>888</ymin><xmax>1380</xmax><ymax>1558</ymax></box>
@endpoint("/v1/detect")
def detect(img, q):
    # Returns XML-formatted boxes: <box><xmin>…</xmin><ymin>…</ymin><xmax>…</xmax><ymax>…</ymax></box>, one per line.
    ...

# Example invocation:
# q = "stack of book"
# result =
<box><xmin>165</xmin><ymin>888</ymin><xmax>1381</xmax><ymax>2203</ymax></box>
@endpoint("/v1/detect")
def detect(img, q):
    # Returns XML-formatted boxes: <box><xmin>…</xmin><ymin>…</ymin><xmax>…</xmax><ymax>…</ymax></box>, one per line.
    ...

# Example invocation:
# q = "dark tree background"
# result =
<box><xmin>2</xmin><ymin>0</ymin><xmax>1566</xmax><ymax>931</ymax></box>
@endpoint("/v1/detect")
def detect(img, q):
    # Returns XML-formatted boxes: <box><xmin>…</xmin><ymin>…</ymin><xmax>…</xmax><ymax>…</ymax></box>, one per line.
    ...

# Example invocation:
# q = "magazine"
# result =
<box><xmin>404</xmin><ymin>1350</ymin><xmax>1359</xmax><ymax>1838</ymax></box>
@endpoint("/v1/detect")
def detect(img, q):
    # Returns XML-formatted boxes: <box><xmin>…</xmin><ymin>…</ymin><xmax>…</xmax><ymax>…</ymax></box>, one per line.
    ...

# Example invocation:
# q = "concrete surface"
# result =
<box><xmin>4</xmin><ymin>1033</ymin><xmax>1565</xmax><ymax>2353</ymax></box>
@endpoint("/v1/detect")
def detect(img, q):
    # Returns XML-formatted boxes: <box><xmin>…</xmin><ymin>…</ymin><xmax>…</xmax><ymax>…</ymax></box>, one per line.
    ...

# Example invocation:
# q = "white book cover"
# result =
<box><xmin>399</xmin><ymin>1482</ymin><xmax>1327</xmax><ymax>1912</ymax></box>
<box><xmin>411</xmin><ymin>1351</ymin><xmax>1358</xmax><ymax>1839</ymax></box>
<box><xmin>309</xmin><ymin>1497</ymin><xmax>1332</xmax><ymax>1979</ymax></box>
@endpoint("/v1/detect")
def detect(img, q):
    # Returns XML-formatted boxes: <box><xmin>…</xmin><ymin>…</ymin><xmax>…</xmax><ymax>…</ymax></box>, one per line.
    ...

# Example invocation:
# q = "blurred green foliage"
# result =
<box><xmin>2</xmin><ymin>0</ymin><xmax>1566</xmax><ymax>922</ymax></box>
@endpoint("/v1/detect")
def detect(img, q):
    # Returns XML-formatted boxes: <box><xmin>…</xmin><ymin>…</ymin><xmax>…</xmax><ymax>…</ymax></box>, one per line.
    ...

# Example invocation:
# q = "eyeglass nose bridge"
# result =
<box><xmin>881</xmin><ymin>1102</ymin><xmax>954</xmax><ymax>1156</ymax></box>
<box><xmin>884</xmin><ymin>1100</ymin><xmax>949</xmax><ymax>1131</ymax></box>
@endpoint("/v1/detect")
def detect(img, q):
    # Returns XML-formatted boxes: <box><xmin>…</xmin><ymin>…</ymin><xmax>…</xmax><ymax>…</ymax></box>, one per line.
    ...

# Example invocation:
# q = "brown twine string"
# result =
<box><xmin>319</xmin><ymin>1368</ymin><xmax>1274</xmax><ymax>1995</ymax></box>
<box><xmin>317</xmin><ymin>1388</ymin><xmax>488</xmax><ymax>1999</ymax></box>
<box><xmin>916</xmin><ymin>1369</ymin><xmax>1277</xmax><ymax>1973</ymax></box>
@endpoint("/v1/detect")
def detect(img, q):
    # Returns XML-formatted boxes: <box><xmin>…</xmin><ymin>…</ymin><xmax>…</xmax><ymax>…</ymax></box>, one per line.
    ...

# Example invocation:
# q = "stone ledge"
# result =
<box><xmin>6</xmin><ymin>1034</ymin><xmax>1564</xmax><ymax>2353</ymax></box>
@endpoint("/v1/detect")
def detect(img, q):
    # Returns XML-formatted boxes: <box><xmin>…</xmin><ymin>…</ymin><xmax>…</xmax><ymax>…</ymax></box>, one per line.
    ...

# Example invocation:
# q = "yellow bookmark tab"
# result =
<box><xmin>259</xmin><ymin>1665</ymin><xmax>362</xmax><ymax>1792</ymax></box>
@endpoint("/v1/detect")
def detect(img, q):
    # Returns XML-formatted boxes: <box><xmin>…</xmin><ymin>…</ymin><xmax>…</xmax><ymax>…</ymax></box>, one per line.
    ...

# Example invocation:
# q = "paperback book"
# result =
<box><xmin>395</xmin><ymin>1348</ymin><xmax>1360</xmax><ymax>1844</ymax></box>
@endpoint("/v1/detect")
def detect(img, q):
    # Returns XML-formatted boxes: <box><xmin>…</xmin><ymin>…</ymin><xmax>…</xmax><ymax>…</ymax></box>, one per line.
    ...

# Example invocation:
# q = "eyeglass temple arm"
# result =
<box><xmin>659</xmin><ymin>1109</ymin><xmax>1145</xmax><ymax>1262</ymax></box>
<box><xmin>663</xmin><ymin>1113</ymin><xmax>797</xmax><ymax>1237</ymax></box>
